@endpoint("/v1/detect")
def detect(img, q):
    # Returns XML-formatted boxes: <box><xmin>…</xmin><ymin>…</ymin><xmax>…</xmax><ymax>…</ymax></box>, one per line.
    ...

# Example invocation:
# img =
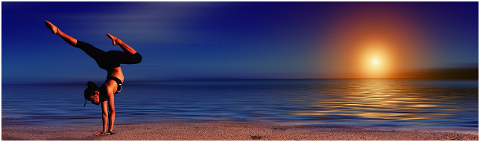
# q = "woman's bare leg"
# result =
<box><xmin>45</xmin><ymin>20</ymin><xmax>77</xmax><ymax>46</ymax></box>
<box><xmin>106</xmin><ymin>33</ymin><xmax>137</xmax><ymax>55</ymax></box>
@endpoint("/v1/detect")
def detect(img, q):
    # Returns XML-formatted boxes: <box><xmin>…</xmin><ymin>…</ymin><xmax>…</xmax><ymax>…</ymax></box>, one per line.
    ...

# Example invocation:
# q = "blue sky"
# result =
<box><xmin>2</xmin><ymin>2</ymin><xmax>478</xmax><ymax>84</ymax></box>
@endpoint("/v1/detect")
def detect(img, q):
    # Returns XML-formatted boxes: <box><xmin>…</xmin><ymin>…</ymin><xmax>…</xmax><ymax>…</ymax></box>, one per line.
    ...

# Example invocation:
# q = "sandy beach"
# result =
<box><xmin>2</xmin><ymin>120</ymin><xmax>478</xmax><ymax>140</ymax></box>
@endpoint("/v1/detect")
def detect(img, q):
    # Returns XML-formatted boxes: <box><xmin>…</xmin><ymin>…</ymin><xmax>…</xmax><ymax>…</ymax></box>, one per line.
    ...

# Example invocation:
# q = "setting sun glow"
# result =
<box><xmin>371</xmin><ymin>58</ymin><xmax>380</xmax><ymax>66</ymax></box>
<box><xmin>360</xmin><ymin>43</ymin><xmax>391</xmax><ymax>78</ymax></box>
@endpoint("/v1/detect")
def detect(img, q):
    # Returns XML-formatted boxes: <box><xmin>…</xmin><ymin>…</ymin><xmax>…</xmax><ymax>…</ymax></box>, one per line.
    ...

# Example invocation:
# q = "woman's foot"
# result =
<box><xmin>45</xmin><ymin>20</ymin><xmax>58</xmax><ymax>34</ymax></box>
<box><xmin>106</xmin><ymin>33</ymin><xmax>118</xmax><ymax>46</ymax></box>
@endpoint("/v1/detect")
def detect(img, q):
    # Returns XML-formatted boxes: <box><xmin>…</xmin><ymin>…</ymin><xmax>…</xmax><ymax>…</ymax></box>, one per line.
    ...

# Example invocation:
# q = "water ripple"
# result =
<box><xmin>2</xmin><ymin>79</ymin><xmax>478</xmax><ymax>129</ymax></box>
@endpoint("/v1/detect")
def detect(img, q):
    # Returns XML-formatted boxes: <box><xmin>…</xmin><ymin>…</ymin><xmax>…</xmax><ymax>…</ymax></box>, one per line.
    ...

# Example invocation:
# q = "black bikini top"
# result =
<box><xmin>106</xmin><ymin>76</ymin><xmax>122</xmax><ymax>94</ymax></box>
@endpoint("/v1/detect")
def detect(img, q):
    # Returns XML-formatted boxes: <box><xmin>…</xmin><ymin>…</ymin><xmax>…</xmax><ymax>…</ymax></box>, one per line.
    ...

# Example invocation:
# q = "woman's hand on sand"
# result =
<box><xmin>94</xmin><ymin>131</ymin><xmax>111</xmax><ymax>136</ymax></box>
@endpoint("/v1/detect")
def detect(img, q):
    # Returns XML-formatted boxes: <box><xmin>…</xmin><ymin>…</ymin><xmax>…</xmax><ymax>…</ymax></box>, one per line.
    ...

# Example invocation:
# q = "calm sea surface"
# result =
<box><xmin>2</xmin><ymin>79</ymin><xmax>478</xmax><ymax>129</ymax></box>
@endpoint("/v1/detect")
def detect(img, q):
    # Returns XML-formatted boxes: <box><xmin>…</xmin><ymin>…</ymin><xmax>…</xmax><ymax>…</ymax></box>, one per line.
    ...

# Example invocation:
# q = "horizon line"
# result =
<box><xmin>3</xmin><ymin>77</ymin><xmax>478</xmax><ymax>85</ymax></box>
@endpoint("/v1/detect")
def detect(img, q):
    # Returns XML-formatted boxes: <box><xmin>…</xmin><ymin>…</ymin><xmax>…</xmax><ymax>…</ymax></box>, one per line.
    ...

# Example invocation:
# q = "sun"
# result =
<box><xmin>364</xmin><ymin>55</ymin><xmax>386</xmax><ymax>78</ymax></box>
<box><xmin>360</xmin><ymin>43</ymin><xmax>390</xmax><ymax>78</ymax></box>
<box><xmin>371</xmin><ymin>58</ymin><xmax>380</xmax><ymax>66</ymax></box>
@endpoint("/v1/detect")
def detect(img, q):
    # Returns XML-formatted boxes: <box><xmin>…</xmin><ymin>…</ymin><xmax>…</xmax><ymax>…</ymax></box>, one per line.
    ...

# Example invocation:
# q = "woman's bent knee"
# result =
<box><xmin>133</xmin><ymin>52</ymin><xmax>142</xmax><ymax>64</ymax></box>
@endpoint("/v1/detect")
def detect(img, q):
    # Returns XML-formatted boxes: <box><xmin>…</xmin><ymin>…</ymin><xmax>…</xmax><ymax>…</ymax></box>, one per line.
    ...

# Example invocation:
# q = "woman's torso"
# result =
<box><xmin>99</xmin><ymin>67</ymin><xmax>124</xmax><ymax>101</ymax></box>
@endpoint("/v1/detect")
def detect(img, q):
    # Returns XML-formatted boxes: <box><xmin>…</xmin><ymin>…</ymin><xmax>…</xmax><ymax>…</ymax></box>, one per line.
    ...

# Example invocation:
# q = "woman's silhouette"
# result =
<box><xmin>45</xmin><ymin>20</ymin><xmax>142</xmax><ymax>135</ymax></box>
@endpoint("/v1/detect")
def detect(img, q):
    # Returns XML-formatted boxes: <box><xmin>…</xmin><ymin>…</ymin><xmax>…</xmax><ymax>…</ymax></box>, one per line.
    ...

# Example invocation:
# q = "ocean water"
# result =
<box><xmin>2</xmin><ymin>79</ymin><xmax>478</xmax><ymax>130</ymax></box>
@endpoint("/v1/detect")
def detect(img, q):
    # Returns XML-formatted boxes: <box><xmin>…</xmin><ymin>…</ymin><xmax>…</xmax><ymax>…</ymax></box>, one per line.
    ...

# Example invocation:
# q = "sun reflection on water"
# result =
<box><xmin>290</xmin><ymin>79</ymin><xmax>469</xmax><ymax>122</ymax></box>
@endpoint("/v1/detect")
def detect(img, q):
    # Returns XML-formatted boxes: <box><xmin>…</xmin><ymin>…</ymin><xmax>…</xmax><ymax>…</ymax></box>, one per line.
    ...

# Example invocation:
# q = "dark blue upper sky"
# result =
<box><xmin>2</xmin><ymin>2</ymin><xmax>478</xmax><ymax>84</ymax></box>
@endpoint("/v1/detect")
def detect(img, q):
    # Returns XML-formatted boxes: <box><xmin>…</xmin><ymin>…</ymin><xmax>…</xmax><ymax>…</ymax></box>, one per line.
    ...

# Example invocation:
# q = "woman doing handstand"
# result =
<box><xmin>45</xmin><ymin>20</ymin><xmax>142</xmax><ymax>135</ymax></box>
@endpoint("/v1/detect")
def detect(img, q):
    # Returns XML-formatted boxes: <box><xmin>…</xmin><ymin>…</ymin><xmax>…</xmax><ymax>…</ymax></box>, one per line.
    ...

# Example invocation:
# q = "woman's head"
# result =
<box><xmin>84</xmin><ymin>81</ymin><xmax>100</xmax><ymax>105</ymax></box>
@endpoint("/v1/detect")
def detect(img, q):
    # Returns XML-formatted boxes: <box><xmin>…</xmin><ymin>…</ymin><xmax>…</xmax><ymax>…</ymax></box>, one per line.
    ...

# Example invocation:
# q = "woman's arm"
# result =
<box><xmin>107</xmin><ymin>91</ymin><xmax>116</xmax><ymax>133</ymax></box>
<box><xmin>95</xmin><ymin>101</ymin><xmax>109</xmax><ymax>135</ymax></box>
<box><xmin>103</xmin><ymin>80</ymin><xmax>117</xmax><ymax>133</ymax></box>
<box><xmin>94</xmin><ymin>81</ymin><xmax>117</xmax><ymax>136</ymax></box>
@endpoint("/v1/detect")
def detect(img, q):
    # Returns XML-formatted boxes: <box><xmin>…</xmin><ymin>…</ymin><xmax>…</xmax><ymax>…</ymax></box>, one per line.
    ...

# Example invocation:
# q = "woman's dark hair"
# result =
<box><xmin>84</xmin><ymin>81</ymin><xmax>99</xmax><ymax>100</ymax></box>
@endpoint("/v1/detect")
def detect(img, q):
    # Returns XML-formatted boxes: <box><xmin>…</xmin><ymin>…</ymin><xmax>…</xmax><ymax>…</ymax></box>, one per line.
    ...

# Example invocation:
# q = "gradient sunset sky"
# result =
<box><xmin>2</xmin><ymin>2</ymin><xmax>478</xmax><ymax>84</ymax></box>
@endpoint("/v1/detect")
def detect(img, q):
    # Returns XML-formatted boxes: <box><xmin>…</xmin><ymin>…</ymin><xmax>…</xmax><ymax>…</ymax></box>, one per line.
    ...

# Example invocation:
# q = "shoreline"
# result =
<box><xmin>2</xmin><ymin>120</ymin><xmax>478</xmax><ymax>140</ymax></box>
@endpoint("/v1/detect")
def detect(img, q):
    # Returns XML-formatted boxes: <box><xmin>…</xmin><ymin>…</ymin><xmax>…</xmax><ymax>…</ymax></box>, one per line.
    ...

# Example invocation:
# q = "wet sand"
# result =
<box><xmin>2</xmin><ymin>120</ymin><xmax>478</xmax><ymax>140</ymax></box>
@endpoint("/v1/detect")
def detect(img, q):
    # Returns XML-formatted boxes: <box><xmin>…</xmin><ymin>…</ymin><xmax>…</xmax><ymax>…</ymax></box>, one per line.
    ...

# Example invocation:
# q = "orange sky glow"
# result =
<box><xmin>314</xmin><ymin>4</ymin><xmax>430</xmax><ymax>79</ymax></box>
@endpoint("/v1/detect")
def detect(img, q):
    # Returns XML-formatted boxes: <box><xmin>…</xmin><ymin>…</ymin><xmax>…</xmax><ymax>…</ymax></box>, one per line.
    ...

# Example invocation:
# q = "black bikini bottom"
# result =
<box><xmin>107</xmin><ymin>76</ymin><xmax>123</xmax><ymax>94</ymax></box>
